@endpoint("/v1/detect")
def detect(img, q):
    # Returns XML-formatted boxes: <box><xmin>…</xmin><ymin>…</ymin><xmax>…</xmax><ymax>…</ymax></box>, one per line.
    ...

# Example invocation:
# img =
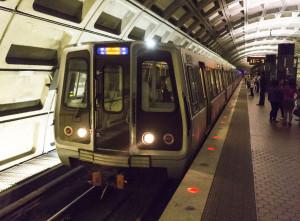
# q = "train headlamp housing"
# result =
<box><xmin>64</xmin><ymin>126</ymin><xmax>73</xmax><ymax>137</ymax></box>
<box><xmin>142</xmin><ymin>132</ymin><xmax>155</xmax><ymax>145</ymax></box>
<box><xmin>163</xmin><ymin>133</ymin><xmax>175</xmax><ymax>145</ymax></box>
<box><xmin>77</xmin><ymin>128</ymin><xmax>88</xmax><ymax>138</ymax></box>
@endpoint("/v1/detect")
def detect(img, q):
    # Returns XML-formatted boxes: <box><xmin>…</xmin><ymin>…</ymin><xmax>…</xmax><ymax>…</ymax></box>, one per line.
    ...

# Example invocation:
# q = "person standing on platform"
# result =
<box><xmin>282</xmin><ymin>80</ymin><xmax>297</xmax><ymax>125</ymax></box>
<box><xmin>278</xmin><ymin>79</ymin><xmax>285</xmax><ymax>119</ymax></box>
<box><xmin>255</xmin><ymin>76</ymin><xmax>260</xmax><ymax>93</ymax></box>
<box><xmin>257</xmin><ymin>73</ymin><xmax>266</xmax><ymax>105</ymax></box>
<box><xmin>294</xmin><ymin>88</ymin><xmax>300</xmax><ymax>121</ymax></box>
<box><xmin>249</xmin><ymin>77</ymin><xmax>255</xmax><ymax>96</ymax></box>
<box><xmin>246</xmin><ymin>77</ymin><xmax>251</xmax><ymax>89</ymax></box>
<box><xmin>268</xmin><ymin>80</ymin><xmax>282</xmax><ymax>123</ymax></box>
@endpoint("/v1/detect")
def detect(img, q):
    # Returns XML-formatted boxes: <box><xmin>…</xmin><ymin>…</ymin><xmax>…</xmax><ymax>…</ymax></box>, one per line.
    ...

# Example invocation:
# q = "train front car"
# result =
<box><xmin>54</xmin><ymin>42</ymin><xmax>188</xmax><ymax>178</ymax></box>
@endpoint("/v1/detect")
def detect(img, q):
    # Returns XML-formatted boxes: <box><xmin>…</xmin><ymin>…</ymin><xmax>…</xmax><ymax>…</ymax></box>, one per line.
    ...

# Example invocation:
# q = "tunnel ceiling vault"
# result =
<box><xmin>0</xmin><ymin>0</ymin><xmax>299</xmax><ymax>70</ymax></box>
<box><xmin>136</xmin><ymin>0</ymin><xmax>300</xmax><ymax>68</ymax></box>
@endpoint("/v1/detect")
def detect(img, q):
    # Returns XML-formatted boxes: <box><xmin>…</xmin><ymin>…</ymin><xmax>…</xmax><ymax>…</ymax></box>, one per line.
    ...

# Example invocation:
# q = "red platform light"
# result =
<box><xmin>187</xmin><ymin>187</ymin><xmax>200</xmax><ymax>194</ymax></box>
<box><xmin>212</xmin><ymin>136</ymin><xmax>221</xmax><ymax>139</ymax></box>
<box><xmin>207</xmin><ymin>147</ymin><xmax>217</xmax><ymax>151</ymax></box>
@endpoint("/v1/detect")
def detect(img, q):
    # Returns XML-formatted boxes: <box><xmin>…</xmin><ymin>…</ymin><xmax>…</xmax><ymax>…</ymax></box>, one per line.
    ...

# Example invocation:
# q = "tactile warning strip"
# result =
<box><xmin>0</xmin><ymin>151</ymin><xmax>60</xmax><ymax>192</ymax></box>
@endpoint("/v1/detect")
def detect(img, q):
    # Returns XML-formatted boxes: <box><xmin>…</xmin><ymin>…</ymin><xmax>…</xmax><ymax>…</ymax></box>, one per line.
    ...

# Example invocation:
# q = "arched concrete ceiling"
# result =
<box><xmin>0</xmin><ymin>0</ymin><xmax>299</xmax><ymax>69</ymax></box>
<box><xmin>135</xmin><ymin>0</ymin><xmax>300</xmax><ymax>69</ymax></box>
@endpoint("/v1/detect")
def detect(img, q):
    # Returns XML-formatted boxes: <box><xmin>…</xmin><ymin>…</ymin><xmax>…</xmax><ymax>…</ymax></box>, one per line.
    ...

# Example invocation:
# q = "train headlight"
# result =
<box><xmin>77</xmin><ymin>128</ymin><xmax>88</xmax><ymax>138</ymax></box>
<box><xmin>163</xmin><ymin>133</ymin><xmax>175</xmax><ymax>145</ymax></box>
<box><xmin>142</xmin><ymin>132</ymin><xmax>155</xmax><ymax>145</ymax></box>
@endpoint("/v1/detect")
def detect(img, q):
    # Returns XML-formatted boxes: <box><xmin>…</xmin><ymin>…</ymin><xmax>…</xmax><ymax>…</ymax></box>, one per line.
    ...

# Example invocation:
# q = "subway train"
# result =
<box><xmin>54</xmin><ymin>41</ymin><xmax>240</xmax><ymax>179</ymax></box>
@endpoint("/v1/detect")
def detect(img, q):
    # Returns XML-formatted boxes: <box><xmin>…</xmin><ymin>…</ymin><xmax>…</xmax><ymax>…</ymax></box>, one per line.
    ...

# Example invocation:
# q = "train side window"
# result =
<box><xmin>218</xmin><ymin>70</ymin><xmax>224</xmax><ymax>91</ymax></box>
<box><xmin>64</xmin><ymin>58</ymin><xmax>88</xmax><ymax>108</ymax></box>
<box><xmin>213</xmin><ymin>70</ymin><xmax>221</xmax><ymax>94</ymax></box>
<box><xmin>223</xmin><ymin>71</ymin><xmax>228</xmax><ymax>87</ymax></box>
<box><xmin>194</xmin><ymin>69</ymin><xmax>206</xmax><ymax>109</ymax></box>
<box><xmin>186</xmin><ymin>65</ymin><xmax>199</xmax><ymax>114</ymax></box>
<box><xmin>141</xmin><ymin>61</ymin><xmax>175</xmax><ymax>112</ymax></box>
<box><xmin>198</xmin><ymin>68</ymin><xmax>207</xmax><ymax>100</ymax></box>
<box><xmin>103</xmin><ymin>65</ymin><xmax>123</xmax><ymax>112</ymax></box>
<box><xmin>209</xmin><ymin>70</ymin><xmax>217</xmax><ymax>97</ymax></box>
<box><xmin>185</xmin><ymin>65</ymin><xmax>205</xmax><ymax>114</ymax></box>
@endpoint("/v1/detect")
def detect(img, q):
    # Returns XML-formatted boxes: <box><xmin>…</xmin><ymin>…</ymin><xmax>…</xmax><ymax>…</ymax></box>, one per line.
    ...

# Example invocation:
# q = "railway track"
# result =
<box><xmin>47</xmin><ymin>169</ymin><xmax>173</xmax><ymax>221</ymax></box>
<box><xmin>0</xmin><ymin>165</ymin><xmax>89</xmax><ymax>221</ymax></box>
<box><xmin>1</xmin><ymin>166</ymin><xmax>178</xmax><ymax>221</ymax></box>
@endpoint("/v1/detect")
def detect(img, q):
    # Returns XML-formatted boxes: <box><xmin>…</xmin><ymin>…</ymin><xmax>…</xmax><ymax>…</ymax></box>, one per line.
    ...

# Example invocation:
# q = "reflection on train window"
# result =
<box><xmin>214</xmin><ymin>71</ymin><xmax>221</xmax><ymax>93</ymax></box>
<box><xmin>198</xmin><ymin>68</ymin><xmax>207</xmax><ymax>99</ymax></box>
<box><xmin>218</xmin><ymin>71</ymin><xmax>224</xmax><ymax>90</ymax></box>
<box><xmin>104</xmin><ymin>65</ymin><xmax>123</xmax><ymax>112</ymax></box>
<box><xmin>209</xmin><ymin>70</ymin><xmax>217</xmax><ymax>97</ymax></box>
<box><xmin>141</xmin><ymin>61</ymin><xmax>175</xmax><ymax>112</ymax></box>
<box><xmin>186</xmin><ymin>65</ymin><xmax>205</xmax><ymax>114</ymax></box>
<box><xmin>64</xmin><ymin>58</ymin><xmax>88</xmax><ymax>108</ymax></box>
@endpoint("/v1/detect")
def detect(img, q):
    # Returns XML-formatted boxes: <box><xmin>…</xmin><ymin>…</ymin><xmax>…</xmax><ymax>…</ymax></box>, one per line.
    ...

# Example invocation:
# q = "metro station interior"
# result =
<box><xmin>0</xmin><ymin>0</ymin><xmax>299</xmax><ymax>220</ymax></box>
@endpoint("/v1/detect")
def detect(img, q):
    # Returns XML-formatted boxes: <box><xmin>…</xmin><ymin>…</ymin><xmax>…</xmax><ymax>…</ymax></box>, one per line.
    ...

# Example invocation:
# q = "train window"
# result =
<box><xmin>213</xmin><ymin>70</ymin><xmax>221</xmax><ymax>93</ymax></box>
<box><xmin>198</xmin><ymin>68</ymin><xmax>207</xmax><ymax>100</ymax></box>
<box><xmin>193</xmin><ymin>70</ymin><xmax>206</xmax><ymax>109</ymax></box>
<box><xmin>186</xmin><ymin>65</ymin><xmax>205</xmax><ymax>114</ymax></box>
<box><xmin>217</xmin><ymin>70</ymin><xmax>224</xmax><ymax>91</ymax></box>
<box><xmin>103</xmin><ymin>65</ymin><xmax>123</xmax><ymax>112</ymax></box>
<box><xmin>64</xmin><ymin>58</ymin><xmax>88</xmax><ymax>108</ymax></box>
<box><xmin>141</xmin><ymin>61</ymin><xmax>175</xmax><ymax>112</ymax></box>
<box><xmin>222</xmin><ymin>71</ymin><xmax>228</xmax><ymax>87</ymax></box>
<box><xmin>197</xmin><ymin>68</ymin><xmax>206</xmax><ymax>105</ymax></box>
<box><xmin>186</xmin><ymin>66</ymin><xmax>199</xmax><ymax>113</ymax></box>
<box><xmin>209</xmin><ymin>70</ymin><xmax>217</xmax><ymax>97</ymax></box>
<box><xmin>227</xmin><ymin>71</ymin><xmax>231</xmax><ymax>84</ymax></box>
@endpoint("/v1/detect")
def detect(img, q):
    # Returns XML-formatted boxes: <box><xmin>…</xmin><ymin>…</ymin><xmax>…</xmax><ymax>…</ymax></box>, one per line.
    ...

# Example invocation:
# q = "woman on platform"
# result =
<box><xmin>282</xmin><ymin>80</ymin><xmax>297</xmax><ymax>125</ymax></box>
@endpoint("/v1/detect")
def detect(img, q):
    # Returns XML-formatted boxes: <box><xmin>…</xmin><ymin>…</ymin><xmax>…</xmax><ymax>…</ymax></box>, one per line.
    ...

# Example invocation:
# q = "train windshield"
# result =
<box><xmin>103</xmin><ymin>65</ymin><xmax>123</xmax><ymax>112</ymax></box>
<box><xmin>141</xmin><ymin>61</ymin><xmax>175</xmax><ymax>112</ymax></box>
<box><xmin>64</xmin><ymin>58</ymin><xmax>88</xmax><ymax>108</ymax></box>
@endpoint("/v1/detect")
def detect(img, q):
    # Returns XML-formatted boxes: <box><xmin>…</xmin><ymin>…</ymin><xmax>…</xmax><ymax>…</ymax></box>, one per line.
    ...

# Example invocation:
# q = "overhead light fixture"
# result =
<box><xmin>146</xmin><ymin>39</ymin><xmax>156</xmax><ymax>49</ymax></box>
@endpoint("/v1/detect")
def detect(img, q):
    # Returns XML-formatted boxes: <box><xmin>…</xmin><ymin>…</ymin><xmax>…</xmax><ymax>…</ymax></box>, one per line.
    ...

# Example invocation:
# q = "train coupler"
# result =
<box><xmin>90</xmin><ymin>171</ymin><xmax>127</xmax><ymax>190</ymax></box>
<box><xmin>91</xmin><ymin>171</ymin><xmax>102</xmax><ymax>186</ymax></box>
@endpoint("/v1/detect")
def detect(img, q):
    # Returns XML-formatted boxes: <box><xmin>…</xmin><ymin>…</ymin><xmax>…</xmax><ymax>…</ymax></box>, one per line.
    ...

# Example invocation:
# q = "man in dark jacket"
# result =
<box><xmin>257</xmin><ymin>73</ymin><xmax>267</xmax><ymax>105</ymax></box>
<box><xmin>268</xmin><ymin>80</ymin><xmax>283</xmax><ymax>122</ymax></box>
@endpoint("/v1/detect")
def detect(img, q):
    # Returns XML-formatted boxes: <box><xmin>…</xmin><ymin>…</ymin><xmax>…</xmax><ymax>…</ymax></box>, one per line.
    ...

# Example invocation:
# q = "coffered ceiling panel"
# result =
<box><xmin>135</xmin><ymin>0</ymin><xmax>300</xmax><ymax>68</ymax></box>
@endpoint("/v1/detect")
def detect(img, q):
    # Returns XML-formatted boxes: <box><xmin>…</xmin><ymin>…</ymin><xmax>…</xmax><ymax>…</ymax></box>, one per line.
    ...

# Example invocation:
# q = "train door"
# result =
<box><xmin>94</xmin><ymin>45</ymin><xmax>130</xmax><ymax>152</ymax></box>
<box><xmin>55</xmin><ymin>49</ymin><xmax>92</xmax><ymax>150</ymax></box>
<box><xmin>184</xmin><ymin>62</ymin><xmax>207</xmax><ymax>151</ymax></box>
<box><xmin>198</xmin><ymin>62</ymin><xmax>211</xmax><ymax>128</ymax></box>
<box><xmin>135</xmin><ymin>49</ymin><xmax>182</xmax><ymax>151</ymax></box>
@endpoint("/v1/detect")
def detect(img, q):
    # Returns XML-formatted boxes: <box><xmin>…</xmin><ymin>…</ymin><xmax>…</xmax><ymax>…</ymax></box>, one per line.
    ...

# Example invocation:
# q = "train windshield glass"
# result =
<box><xmin>141</xmin><ymin>61</ymin><xmax>175</xmax><ymax>112</ymax></box>
<box><xmin>103</xmin><ymin>65</ymin><xmax>123</xmax><ymax>112</ymax></box>
<box><xmin>64</xmin><ymin>58</ymin><xmax>88</xmax><ymax>108</ymax></box>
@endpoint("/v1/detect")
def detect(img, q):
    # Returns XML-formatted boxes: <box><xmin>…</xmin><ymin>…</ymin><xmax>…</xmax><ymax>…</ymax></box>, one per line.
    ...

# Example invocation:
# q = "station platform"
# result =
<box><xmin>161</xmin><ymin>83</ymin><xmax>300</xmax><ymax>221</ymax></box>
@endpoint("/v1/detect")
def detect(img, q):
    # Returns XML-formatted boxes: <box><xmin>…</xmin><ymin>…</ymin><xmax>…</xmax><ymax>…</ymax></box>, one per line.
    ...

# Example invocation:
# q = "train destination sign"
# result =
<box><xmin>247</xmin><ymin>56</ymin><xmax>265</xmax><ymax>65</ymax></box>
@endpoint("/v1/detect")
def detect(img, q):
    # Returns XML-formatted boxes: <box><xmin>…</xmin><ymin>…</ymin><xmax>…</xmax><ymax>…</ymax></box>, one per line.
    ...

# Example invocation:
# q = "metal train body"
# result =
<box><xmin>54</xmin><ymin>41</ymin><xmax>239</xmax><ymax>178</ymax></box>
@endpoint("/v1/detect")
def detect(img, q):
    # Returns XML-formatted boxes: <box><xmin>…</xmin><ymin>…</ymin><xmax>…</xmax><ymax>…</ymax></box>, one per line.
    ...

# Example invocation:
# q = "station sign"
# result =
<box><xmin>247</xmin><ymin>56</ymin><xmax>265</xmax><ymax>65</ymax></box>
